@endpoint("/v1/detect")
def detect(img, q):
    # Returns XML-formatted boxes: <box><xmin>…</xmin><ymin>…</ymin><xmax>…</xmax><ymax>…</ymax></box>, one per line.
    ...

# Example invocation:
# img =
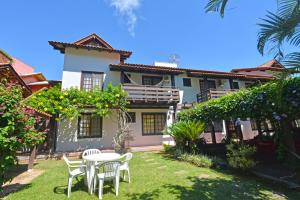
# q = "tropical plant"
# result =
<box><xmin>205</xmin><ymin>0</ymin><xmax>300</xmax><ymax>72</ymax></box>
<box><xmin>178</xmin><ymin>77</ymin><xmax>300</xmax><ymax>159</ymax></box>
<box><xmin>0</xmin><ymin>81</ymin><xmax>45</xmax><ymax>187</ymax></box>
<box><xmin>226</xmin><ymin>141</ymin><xmax>256</xmax><ymax>170</ymax></box>
<box><xmin>165</xmin><ymin>121</ymin><xmax>206</xmax><ymax>153</ymax></box>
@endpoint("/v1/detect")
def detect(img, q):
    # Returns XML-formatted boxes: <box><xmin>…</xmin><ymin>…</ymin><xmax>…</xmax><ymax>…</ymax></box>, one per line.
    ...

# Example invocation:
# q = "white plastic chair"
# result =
<box><xmin>119</xmin><ymin>153</ymin><xmax>133</xmax><ymax>183</ymax></box>
<box><xmin>82</xmin><ymin>149</ymin><xmax>102</xmax><ymax>158</ymax></box>
<box><xmin>62</xmin><ymin>154</ymin><xmax>86</xmax><ymax>198</ymax></box>
<box><xmin>94</xmin><ymin>161</ymin><xmax>121</xmax><ymax>199</ymax></box>
<box><xmin>82</xmin><ymin>149</ymin><xmax>101</xmax><ymax>165</ymax></box>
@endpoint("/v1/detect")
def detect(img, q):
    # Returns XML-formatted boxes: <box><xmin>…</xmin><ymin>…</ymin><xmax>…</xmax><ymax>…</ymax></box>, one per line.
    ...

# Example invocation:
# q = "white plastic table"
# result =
<box><xmin>83</xmin><ymin>153</ymin><xmax>121</xmax><ymax>194</ymax></box>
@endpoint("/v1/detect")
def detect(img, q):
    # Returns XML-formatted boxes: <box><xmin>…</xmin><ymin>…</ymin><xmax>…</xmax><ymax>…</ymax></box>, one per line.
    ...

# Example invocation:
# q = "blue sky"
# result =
<box><xmin>0</xmin><ymin>0</ymin><xmax>288</xmax><ymax>80</ymax></box>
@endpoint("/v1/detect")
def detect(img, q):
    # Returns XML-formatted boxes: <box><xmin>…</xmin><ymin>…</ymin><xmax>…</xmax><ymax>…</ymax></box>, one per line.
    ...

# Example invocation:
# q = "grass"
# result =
<box><xmin>4</xmin><ymin>152</ymin><xmax>300</xmax><ymax>200</ymax></box>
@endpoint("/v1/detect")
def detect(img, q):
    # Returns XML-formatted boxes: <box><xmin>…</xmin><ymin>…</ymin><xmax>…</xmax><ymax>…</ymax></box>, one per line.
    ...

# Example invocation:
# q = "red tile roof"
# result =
<box><xmin>231</xmin><ymin>59</ymin><xmax>285</xmax><ymax>73</ymax></box>
<box><xmin>74</xmin><ymin>33</ymin><xmax>113</xmax><ymax>49</ymax></box>
<box><xmin>0</xmin><ymin>64</ymin><xmax>32</xmax><ymax>96</ymax></box>
<box><xmin>110</xmin><ymin>63</ymin><xmax>273</xmax><ymax>80</ymax></box>
<box><xmin>49</xmin><ymin>33</ymin><xmax>132</xmax><ymax>59</ymax></box>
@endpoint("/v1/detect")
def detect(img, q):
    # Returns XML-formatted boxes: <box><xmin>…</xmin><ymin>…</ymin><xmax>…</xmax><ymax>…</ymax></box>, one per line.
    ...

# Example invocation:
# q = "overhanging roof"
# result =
<box><xmin>231</xmin><ymin>59</ymin><xmax>285</xmax><ymax>73</ymax></box>
<box><xmin>0</xmin><ymin>64</ymin><xmax>32</xmax><ymax>96</ymax></box>
<box><xmin>110</xmin><ymin>63</ymin><xmax>273</xmax><ymax>80</ymax></box>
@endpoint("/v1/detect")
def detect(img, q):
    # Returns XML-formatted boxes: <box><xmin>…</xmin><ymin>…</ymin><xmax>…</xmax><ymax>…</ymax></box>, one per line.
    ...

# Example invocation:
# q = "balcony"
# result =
<box><xmin>197</xmin><ymin>89</ymin><xmax>237</xmax><ymax>103</ymax></box>
<box><xmin>122</xmin><ymin>84</ymin><xmax>180</xmax><ymax>105</ymax></box>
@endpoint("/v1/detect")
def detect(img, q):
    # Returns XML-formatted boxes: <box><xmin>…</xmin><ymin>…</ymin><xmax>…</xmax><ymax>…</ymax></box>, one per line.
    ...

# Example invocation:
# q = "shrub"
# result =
<box><xmin>0</xmin><ymin>82</ymin><xmax>45</xmax><ymax>187</ymax></box>
<box><xmin>178</xmin><ymin>153</ymin><xmax>213</xmax><ymax>168</ymax></box>
<box><xmin>165</xmin><ymin>121</ymin><xmax>205</xmax><ymax>153</ymax></box>
<box><xmin>163</xmin><ymin>144</ymin><xmax>175</xmax><ymax>154</ymax></box>
<box><xmin>226</xmin><ymin>142</ymin><xmax>256</xmax><ymax>170</ymax></box>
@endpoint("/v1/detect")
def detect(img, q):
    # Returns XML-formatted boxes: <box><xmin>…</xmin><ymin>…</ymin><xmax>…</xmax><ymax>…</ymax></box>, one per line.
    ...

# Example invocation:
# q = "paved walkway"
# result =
<box><xmin>1</xmin><ymin>169</ymin><xmax>43</xmax><ymax>198</ymax></box>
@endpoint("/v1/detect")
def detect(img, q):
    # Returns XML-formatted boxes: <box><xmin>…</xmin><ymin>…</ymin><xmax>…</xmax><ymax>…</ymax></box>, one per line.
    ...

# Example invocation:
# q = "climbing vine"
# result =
<box><xmin>25</xmin><ymin>83</ymin><xmax>128</xmax><ymax>119</ymax></box>
<box><xmin>178</xmin><ymin>77</ymin><xmax>300</xmax><ymax>160</ymax></box>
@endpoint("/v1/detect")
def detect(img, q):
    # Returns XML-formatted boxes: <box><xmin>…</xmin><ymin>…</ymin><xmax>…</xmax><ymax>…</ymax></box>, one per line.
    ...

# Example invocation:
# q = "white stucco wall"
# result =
<box><xmin>56</xmin><ymin>111</ymin><xmax>119</xmax><ymax>152</ymax></box>
<box><xmin>127</xmin><ymin>108</ymin><xmax>174</xmax><ymax>147</ymax></box>
<box><xmin>175</xmin><ymin>74</ymin><xmax>200</xmax><ymax>103</ymax></box>
<box><xmin>61</xmin><ymin>48</ymin><xmax>121</xmax><ymax>89</ymax></box>
<box><xmin>56</xmin><ymin>109</ymin><xmax>174</xmax><ymax>152</ymax></box>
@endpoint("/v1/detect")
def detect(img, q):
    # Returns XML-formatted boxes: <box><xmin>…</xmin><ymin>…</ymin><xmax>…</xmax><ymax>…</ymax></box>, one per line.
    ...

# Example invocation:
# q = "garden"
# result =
<box><xmin>4</xmin><ymin>152</ymin><xmax>300</xmax><ymax>200</ymax></box>
<box><xmin>2</xmin><ymin>74</ymin><xmax>300</xmax><ymax>199</ymax></box>
<box><xmin>1</xmin><ymin>76</ymin><xmax>300</xmax><ymax>199</ymax></box>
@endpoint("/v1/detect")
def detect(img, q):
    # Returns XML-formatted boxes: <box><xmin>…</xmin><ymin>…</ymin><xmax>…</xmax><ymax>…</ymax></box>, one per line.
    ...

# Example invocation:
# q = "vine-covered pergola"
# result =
<box><xmin>178</xmin><ymin>77</ymin><xmax>300</xmax><ymax>158</ymax></box>
<box><xmin>25</xmin><ymin>83</ymin><xmax>129</xmax><ymax>153</ymax></box>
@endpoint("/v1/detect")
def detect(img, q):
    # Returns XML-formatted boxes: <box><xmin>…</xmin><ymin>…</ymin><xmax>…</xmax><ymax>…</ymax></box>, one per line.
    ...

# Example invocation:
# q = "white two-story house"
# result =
<box><xmin>49</xmin><ymin>33</ymin><xmax>283</xmax><ymax>152</ymax></box>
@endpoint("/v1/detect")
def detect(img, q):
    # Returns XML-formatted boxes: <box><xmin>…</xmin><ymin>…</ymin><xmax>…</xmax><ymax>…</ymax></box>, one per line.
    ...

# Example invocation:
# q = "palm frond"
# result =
<box><xmin>277</xmin><ymin>0</ymin><xmax>300</xmax><ymax>17</ymax></box>
<box><xmin>257</xmin><ymin>8</ymin><xmax>300</xmax><ymax>56</ymax></box>
<box><xmin>205</xmin><ymin>0</ymin><xmax>228</xmax><ymax>17</ymax></box>
<box><xmin>282</xmin><ymin>52</ymin><xmax>300</xmax><ymax>72</ymax></box>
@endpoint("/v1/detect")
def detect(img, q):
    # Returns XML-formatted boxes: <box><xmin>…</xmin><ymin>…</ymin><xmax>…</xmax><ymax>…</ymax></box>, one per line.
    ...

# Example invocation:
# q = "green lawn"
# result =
<box><xmin>5</xmin><ymin>152</ymin><xmax>300</xmax><ymax>200</ymax></box>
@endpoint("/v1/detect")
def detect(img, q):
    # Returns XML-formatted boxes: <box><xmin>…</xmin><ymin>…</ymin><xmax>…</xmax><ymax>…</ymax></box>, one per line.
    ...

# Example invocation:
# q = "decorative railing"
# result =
<box><xmin>122</xmin><ymin>84</ymin><xmax>180</xmax><ymax>104</ymax></box>
<box><xmin>197</xmin><ymin>89</ymin><xmax>237</xmax><ymax>103</ymax></box>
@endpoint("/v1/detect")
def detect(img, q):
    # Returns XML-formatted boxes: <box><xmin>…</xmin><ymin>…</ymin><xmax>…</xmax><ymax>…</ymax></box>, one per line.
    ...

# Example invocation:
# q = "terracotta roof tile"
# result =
<box><xmin>110</xmin><ymin>63</ymin><xmax>272</xmax><ymax>80</ymax></box>
<box><xmin>0</xmin><ymin>64</ymin><xmax>32</xmax><ymax>96</ymax></box>
<box><xmin>231</xmin><ymin>59</ymin><xmax>285</xmax><ymax>72</ymax></box>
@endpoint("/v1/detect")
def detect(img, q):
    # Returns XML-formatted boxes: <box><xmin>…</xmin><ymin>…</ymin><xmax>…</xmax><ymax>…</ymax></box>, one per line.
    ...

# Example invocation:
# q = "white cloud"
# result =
<box><xmin>108</xmin><ymin>0</ymin><xmax>141</xmax><ymax>37</ymax></box>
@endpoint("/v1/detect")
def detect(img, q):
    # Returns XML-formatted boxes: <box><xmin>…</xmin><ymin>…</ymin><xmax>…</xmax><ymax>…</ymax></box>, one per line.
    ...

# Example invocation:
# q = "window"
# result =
<box><xmin>142</xmin><ymin>113</ymin><xmax>166</xmax><ymax>135</ymax></box>
<box><xmin>205</xmin><ymin>121</ymin><xmax>223</xmax><ymax>132</ymax></box>
<box><xmin>78</xmin><ymin>113</ymin><xmax>102</xmax><ymax>138</ymax></box>
<box><xmin>233</xmin><ymin>82</ymin><xmax>239</xmax><ymax>89</ymax></box>
<box><xmin>124</xmin><ymin>73</ymin><xmax>131</xmax><ymax>84</ymax></box>
<box><xmin>250</xmin><ymin>119</ymin><xmax>258</xmax><ymax>131</ymax></box>
<box><xmin>142</xmin><ymin>76</ymin><xmax>162</xmax><ymax>86</ymax></box>
<box><xmin>81</xmin><ymin>71</ymin><xmax>104</xmax><ymax>91</ymax></box>
<box><xmin>126</xmin><ymin>112</ymin><xmax>136</xmax><ymax>123</ymax></box>
<box><xmin>199</xmin><ymin>80</ymin><xmax>216</xmax><ymax>91</ymax></box>
<box><xmin>183</xmin><ymin>78</ymin><xmax>192</xmax><ymax>87</ymax></box>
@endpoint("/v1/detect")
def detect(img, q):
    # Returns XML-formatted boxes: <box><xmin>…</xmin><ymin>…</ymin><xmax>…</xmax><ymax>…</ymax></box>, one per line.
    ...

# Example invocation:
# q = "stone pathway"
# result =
<box><xmin>157</xmin><ymin>165</ymin><xmax>167</xmax><ymax>169</ymax></box>
<box><xmin>198</xmin><ymin>174</ymin><xmax>210</xmax><ymax>179</ymax></box>
<box><xmin>174</xmin><ymin>170</ymin><xmax>187</xmax><ymax>175</ymax></box>
<box><xmin>1</xmin><ymin>169</ymin><xmax>44</xmax><ymax>198</ymax></box>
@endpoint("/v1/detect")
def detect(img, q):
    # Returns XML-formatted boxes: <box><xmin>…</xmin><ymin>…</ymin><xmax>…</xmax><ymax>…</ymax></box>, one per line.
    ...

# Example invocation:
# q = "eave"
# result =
<box><xmin>49</xmin><ymin>41</ymin><xmax>132</xmax><ymax>59</ymax></box>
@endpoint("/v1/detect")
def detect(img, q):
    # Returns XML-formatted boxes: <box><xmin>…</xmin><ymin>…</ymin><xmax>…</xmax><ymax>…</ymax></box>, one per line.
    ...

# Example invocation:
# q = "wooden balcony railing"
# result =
<box><xmin>197</xmin><ymin>89</ymin><xmax>237</xmax><ymax>103</ymax></box>
<box><xmin>122</xmin><ymin>84</ymin><xmax>180</xmax><ymax>104</ymax></box>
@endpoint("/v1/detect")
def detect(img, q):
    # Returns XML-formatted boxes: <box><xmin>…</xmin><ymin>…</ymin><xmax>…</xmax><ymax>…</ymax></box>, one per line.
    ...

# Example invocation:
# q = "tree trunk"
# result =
<box><xmin>225</xmin><ymin>120</ymin><xmax>232</xmax><ymax>142</ymax></box>
<box><xmin>210</xmin><ymin>122</ymin><xmax>217</xmax><ymax>144</ymax></box>
<box><xmin>28</xmin><ymin>146</ymin><xmax>37</xmax><ymax>171</ymax></box>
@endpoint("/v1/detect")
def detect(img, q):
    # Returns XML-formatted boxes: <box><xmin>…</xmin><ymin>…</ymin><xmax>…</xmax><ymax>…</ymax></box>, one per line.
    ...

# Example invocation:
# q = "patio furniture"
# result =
<box><xmin>94</xmin><ymin>161</ymin><xmax>121</xmax><ymax>199</ymax></box>
<box><xmin>62</xmin><ymin>154</ymin><xmax>86</xmax><ymax>198</ymax></box>
<box><xmin>83</xmin><ymin>152</ymin><xmax>121</xmax><ymax>194</ymax></box>
<box><xmin>82</xmin><ymin>149</ymin><xmax>102</xmax><ymax>157</ymax></box>
<box><xmin>119</xmin><ymin>153</ymin><xmax>133</xmax><ymax>183</ymax></box>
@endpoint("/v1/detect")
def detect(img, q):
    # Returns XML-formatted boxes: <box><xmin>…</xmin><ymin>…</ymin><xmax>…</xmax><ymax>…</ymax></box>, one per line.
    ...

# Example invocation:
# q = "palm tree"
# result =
<box><xmin>205</xmin><ymin>0</ymin><xmax>300</xmax><ymax>73</ymax></box>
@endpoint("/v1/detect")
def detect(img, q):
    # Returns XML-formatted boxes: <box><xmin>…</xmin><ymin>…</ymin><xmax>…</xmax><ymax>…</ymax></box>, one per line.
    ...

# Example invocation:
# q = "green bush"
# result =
<box><xmin>226</xmin><ymin>142</ymin><xmax>257</xmax><ymax>170</ymax></box>
<box><xmin>178</xmin><ymin>153</ymin><xmax>213</xmax><ymax>168</ymax></box>
<box><xmin>165</xmin><ymin>121</ymin><xmax>205</xmax><ymax>153</ymax></box>
<box><xmin>0</xmin><ymin>82</ymin><xmax>45</xmax><ymax>187</ymax></box>
<box><xmin>163</xmin><ymin>144</ymin><xmax>175</xmax><ymax>154</ymax></box>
